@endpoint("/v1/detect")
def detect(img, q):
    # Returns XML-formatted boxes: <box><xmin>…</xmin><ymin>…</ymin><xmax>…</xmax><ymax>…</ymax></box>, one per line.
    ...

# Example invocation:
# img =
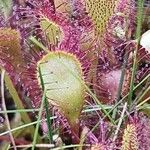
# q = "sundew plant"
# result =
<box><xmin>0</xmin><ymin>0</ymin><xmax>149</xmax><ymax>149</ymax></box>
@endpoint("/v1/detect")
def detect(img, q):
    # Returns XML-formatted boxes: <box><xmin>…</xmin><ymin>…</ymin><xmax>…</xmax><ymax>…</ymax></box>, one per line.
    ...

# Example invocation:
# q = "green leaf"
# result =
<box><xmin>37</xmin><ymin>51</ymin><xmax>85</xmax><ymax>139</ymax></box>
<box><xmin>0</xmin><ymin>0</ymin><xmax>13</xmax><ymax>20</ymax></box>
<box><xmin>40</xmin><ymin>17</ymin><xmax>62</xmax><ymax>45</ymax></box>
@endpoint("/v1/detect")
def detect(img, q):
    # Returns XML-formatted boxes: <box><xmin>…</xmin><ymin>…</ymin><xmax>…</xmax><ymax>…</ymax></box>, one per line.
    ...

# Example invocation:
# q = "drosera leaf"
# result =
<box><xmin>84</xmin><ymin>0</ymin><xmax>135</xmax><ymax>41</ymax></box>
<box><xmin>0</xmin><ymin>28</ymin><xmax>25</xmax><ymax>73</ymax></box>
<box><xmin>0</xmin><ymin>28</ymin><xmax>21</xmax><ymax>56</ymax></box>
<box><xmin>0</xmin><ymin>0</ymin><xmax>13</xmax><ymax>20</ymax></box>
<box><xmin>121</xmin><ymin>124</ymin><xmax>138</xmax><ymax>150</ymax></box>
<box><xmin>37</xmin><ymin>51</ymin><xmax>85</xmax><ymax>143</ymax></box>
<box><xmin>40</xmin><ymin>17</ymin><xmax>63</xmax><ymax>46</ymax></box>
<box><xmin>0</xmin><ymin>28</ymin><xmax>43</xmax><ymax>146</ymax></box>
<box><xmin>32</xmin><ymin>36</ymin><xmax>114</xmax><ymax>128</ymax></box>
<box><xmin>85</xmin><ymin>0</ymin><xmax>118</xmax><ymax>36</ymax></box>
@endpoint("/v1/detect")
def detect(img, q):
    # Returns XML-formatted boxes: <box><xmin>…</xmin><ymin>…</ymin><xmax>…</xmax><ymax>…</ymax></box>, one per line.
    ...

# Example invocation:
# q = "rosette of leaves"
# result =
<box><xmin>0</xmin><ymin>1</ymin><xmax>91</xmax><ymax>142</ymax></box>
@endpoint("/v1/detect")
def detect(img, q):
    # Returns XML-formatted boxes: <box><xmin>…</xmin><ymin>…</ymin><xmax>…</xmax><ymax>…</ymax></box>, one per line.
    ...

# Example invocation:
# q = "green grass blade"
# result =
<box><xmin>32</xmin><ymin>89</ymin><xmax>46</xmax><ymax>150</ymax></box>
<box><xmin>0</xmin><ymin>109</ymin><xmax>39</xmax><ymax>114</ymax></box>
<box><xmin>3</xmin><ymin>71</ymin><xmax>35</xmax><ymax>134</ymax></box>
<box><xmin>112</xmin><ymin>52</ymin><xmax>129</xmax><ymax>119</ymax></box>
<box><xmin>128</xmin><ymin>0</ymin><xmax>144</xmax><ymax>109</ymax></box>
<box><xmin>44</xmin><ymin>98</ymin><xmax>53</xmax><ymax>143</ymax></box>
<box><xmin>1</xmin><ymin>69</ymin><xmax>17</xmax><ymax>150</ymax></box>
<box><xmin>29</xmin><ymin>36</ymin><xmax>49</xmax><ymax>53</ymax></box>
<box><xmin>0</xmin><ymin>116</ymin><xmax>57</xmax><ymax>137</ymax></box>
<box><xmin>39</xmin><ymin>66</ymin><xmax>53</xmax><ymax>143</ymax></box>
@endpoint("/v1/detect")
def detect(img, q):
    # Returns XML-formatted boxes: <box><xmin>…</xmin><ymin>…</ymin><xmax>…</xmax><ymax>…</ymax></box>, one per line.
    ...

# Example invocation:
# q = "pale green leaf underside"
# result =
<box><xmin>0</xmin><ymin>0</ymin><xmax>13</xmax><ymax>20</ymax></box>
<box><xmin>38</xmin><ymin>51</ymin><xmax>85</xmax><ymax>125</ymax></box>
<box><xmin>40</xmin><ymin>18</ymin><xmax>62</xmax><ymax>45</ymax></box>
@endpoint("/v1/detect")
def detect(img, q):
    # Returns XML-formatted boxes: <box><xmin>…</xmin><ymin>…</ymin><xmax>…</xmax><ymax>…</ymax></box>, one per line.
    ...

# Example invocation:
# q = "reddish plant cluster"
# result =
<box><xmin>0</xmin><ymin>0</ymin><xmax>149</xmax><ymax>149</ymax></box>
